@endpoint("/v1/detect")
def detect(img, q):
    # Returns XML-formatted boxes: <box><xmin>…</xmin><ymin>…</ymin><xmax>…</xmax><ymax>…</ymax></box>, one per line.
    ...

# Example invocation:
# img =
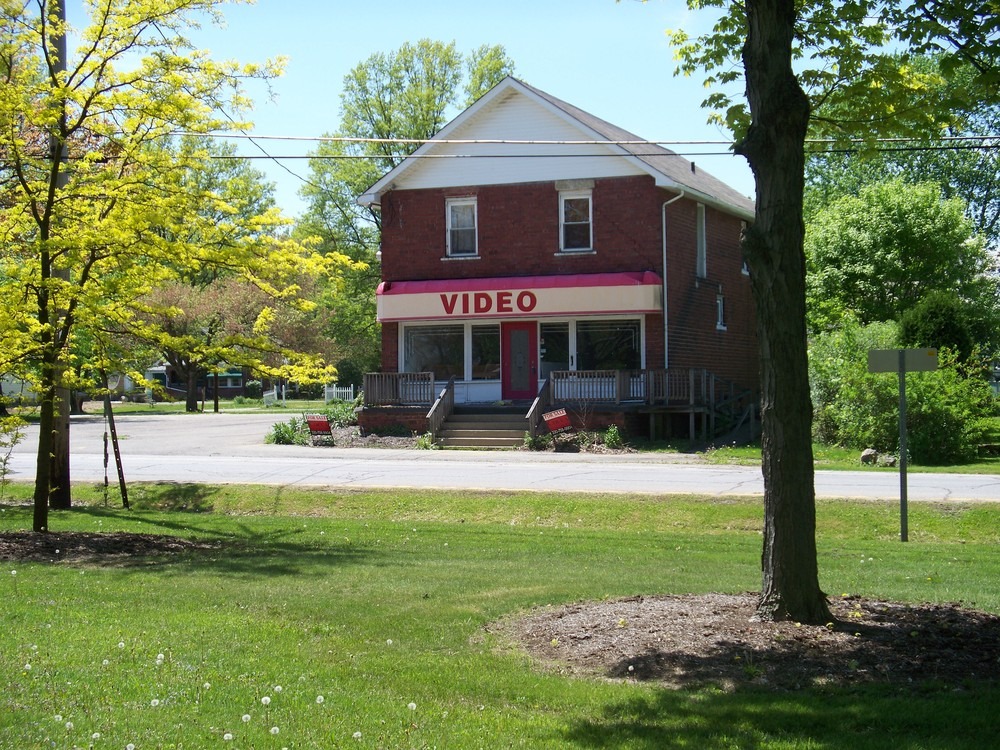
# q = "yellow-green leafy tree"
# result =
<box><xmin>0</xmin><ymin>0</ymin><xmax>338</xmax><ymax>532</ymax></box>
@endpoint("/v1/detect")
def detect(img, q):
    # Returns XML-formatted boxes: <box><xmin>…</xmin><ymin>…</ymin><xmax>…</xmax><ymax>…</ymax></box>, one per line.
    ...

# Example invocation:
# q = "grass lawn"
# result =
<box><xmin>3</xmin><ymin>483</ymin><xmax>999</xmax><ymax>749</ymax></box>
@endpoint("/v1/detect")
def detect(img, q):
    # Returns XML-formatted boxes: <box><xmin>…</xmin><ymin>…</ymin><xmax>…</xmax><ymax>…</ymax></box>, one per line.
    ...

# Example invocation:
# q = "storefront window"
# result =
<box><xmin>404</xmin><ymin>325</ymin><xmax>464</xmax><ymax>380</ymax></box>
<box><xmin>577</xmin><ymin>320</ymin><xmax>641</xmax><ymax>370</ymax></box>
<box><xmin>540</xmin><ymin>322</ymin><xmax>569</xmax><ymax>378</ymax></box>
<box><xmin>471</xmin><ymin>325</ymin><xmax>500</xmax><ymax>380</ymax></box>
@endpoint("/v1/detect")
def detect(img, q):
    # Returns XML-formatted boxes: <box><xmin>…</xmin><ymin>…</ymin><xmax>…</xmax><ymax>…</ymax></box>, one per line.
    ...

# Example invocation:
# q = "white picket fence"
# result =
<box><xmin>324</xmin><ymin>384</ymin><xmax>355</xmax><ymax>403</ymax></box>
<box><xmin>263</xmin><ymin>384</ymin><xmax>354</xmax><ymax>405</ymax></box>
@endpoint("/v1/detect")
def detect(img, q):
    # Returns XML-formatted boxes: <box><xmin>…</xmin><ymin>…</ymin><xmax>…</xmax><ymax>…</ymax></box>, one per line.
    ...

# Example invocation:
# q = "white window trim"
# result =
<box><xmin>716</xmin><ymin>294</ymin><xmax>727</xmax><ymax>331</ymax></box>
<box><xmin>559</xmin><ymin>190</ymin><xmax>593</xmax><ymax>253</ymax></box>
<box><xmin>446</xmin><ymin>197</ymin><xmax>478</xmax><ymax>258</ymax></box>
<box><xmin>696</xmin><ymin>203</ymin><xmax>707</xmax><ymax>278</ymax></box>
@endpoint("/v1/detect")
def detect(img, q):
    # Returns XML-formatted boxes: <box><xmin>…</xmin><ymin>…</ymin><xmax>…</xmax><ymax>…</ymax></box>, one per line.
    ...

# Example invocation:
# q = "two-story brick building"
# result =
<box><xmin>357</xmin><ymin>77</ymin><xmax>757</xmax><ymax>444</ymax></box>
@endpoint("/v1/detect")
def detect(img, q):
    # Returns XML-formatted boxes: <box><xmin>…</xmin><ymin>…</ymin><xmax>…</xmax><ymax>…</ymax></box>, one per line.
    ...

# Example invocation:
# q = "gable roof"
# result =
<box><xmin>358</xmin><ymin>77</ymin><xmax>755</xmax><ymax>220</ymax></box>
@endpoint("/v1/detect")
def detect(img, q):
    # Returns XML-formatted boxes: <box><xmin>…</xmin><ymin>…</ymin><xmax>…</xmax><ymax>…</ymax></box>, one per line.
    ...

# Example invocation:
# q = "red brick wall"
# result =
<box><xmin>663</xmin><ymin>199</ymin><xmax>757</xmax><ymax>393</ymax></box>
<box><xmin>378</xmin><ymin>175</ymin><xmax>758</xmax><ymax>395</ymax></box>
<box><xmin>380</xmin><ymin>175</ymin><xmax>664</xmax><ymax>280</ymax></box>
<box><xmin>357</xmin><ymin>406</ymin><xmax>428</xmax><ymax>436</ymax></box>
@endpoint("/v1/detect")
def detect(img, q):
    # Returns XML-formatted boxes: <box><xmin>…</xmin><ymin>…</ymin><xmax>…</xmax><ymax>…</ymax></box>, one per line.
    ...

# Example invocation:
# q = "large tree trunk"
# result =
<box><xmin>185</xmin><ymin>369</ymin><xmax>201</xmax><ymax>412</ymax></box>
<box><xmin>33</xmin><ymin>341</ymin><xmax>56</xmax><ymax>532</ymax></box>
<box><xmin>737</xmin><ymin>0</ymin><xmax>832</xmax><ymax>623</ymax></box>
<box><xmin>49</xmin><ymin>382</ymin><xmax>72</xmax><ymax>510</ymax></box>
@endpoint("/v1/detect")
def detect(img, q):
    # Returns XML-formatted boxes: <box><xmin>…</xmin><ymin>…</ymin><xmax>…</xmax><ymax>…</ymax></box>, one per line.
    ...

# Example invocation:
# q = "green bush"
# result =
<box><xmin>244</xmin><ymin>380</ymin><xmax>263</xmax><ymax>399</ymax></box>
<box><xmin>324</xmin><ymin>399</ymin><xmax>359</xmax><ymax>428</ymax></box>
<box><xmin>523</xmin><ymin>431</ymin><xmax>552</xmax><ymax>450</ymax></box>
<box><xmin>265</xmin><ymin>416</ymin><xmax>309</xmax><ymax>446</ymax></box>
<box><xmin>809</xmin><ymin>318</ymin><xmax>996</xmax><ymax>464</ymax></box>
<box><xmin>603</xmin><ymin>424</ymin><xmax>624</xmax><ymax>449</ymax></box>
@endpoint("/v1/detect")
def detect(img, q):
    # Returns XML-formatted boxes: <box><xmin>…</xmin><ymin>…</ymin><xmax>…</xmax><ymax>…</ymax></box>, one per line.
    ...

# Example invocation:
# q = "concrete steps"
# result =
<box><xmin>435</xmin><ymin>412</ymin><xmax>528</xmax><ymax>448</ymax></box>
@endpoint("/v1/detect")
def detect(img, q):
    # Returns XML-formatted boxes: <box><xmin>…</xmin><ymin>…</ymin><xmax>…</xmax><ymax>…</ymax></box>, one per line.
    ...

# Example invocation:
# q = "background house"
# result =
<box><xmin>357</xmin><ymin>77</ymin><xmax>757</xmax><ymax>444</ymax></box>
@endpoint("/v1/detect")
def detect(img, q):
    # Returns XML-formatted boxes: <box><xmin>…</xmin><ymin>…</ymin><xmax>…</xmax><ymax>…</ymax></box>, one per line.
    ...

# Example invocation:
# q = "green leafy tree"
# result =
<box><xmin>667</xmin><ymin>0</ymin><xmax>997</xmax><ymax>622</ymax></box>
<box><xmin>296</xmin><ymin>41</ymin><xmax>515</xmax><ymax>379</ymax></box>
<box><xmin>805</xmin><ymin>180</ymin><xmax>996</xmax><ymax>334</ymax></box>
<box><xmin>0</xmin><ymin>0</ymin><xmax>333</xmax><ymax>531</ymax></box>
<box><xmin>805</xmin><ymin>59</ymin><xmax>1000</xmax><ymax>252</ymax></box>
<box><xmin>810</xmin><ymin>318</ymin><xmax>993</xmax><ymax>463</ymax></box>
<box><xmin>898</xmin><ymin>290</ymin><xmax>977</xmax><ymax>358</ymax></box>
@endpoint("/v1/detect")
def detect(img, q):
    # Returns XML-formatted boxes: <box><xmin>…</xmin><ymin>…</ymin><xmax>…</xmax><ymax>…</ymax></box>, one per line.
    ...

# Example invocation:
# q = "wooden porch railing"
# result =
<box><xmin>550</xmin><ymin>368</ymin><xmax>713</xmax><ymax>405</ymax></box>
<box><xmin>526</xmin><ymin>378</ymin><xmax>553</xmax><ymax>438</ymax></box>
<box><xmin>362</xmin><ymin>372</ymin><xmax>435</xmax><ymax>406</ymax></box>
<box><xmin>426</xmin><ymin>377</ymin><xmax>456</xmax><ymax>440</ymax></box>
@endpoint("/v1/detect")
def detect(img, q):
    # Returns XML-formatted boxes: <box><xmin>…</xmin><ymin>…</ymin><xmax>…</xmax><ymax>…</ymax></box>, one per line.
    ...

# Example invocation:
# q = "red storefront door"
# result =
<box><xmin>501</xmin><ymin>322</ymin><xmax>537</xmax><ymax>400</ymax></box>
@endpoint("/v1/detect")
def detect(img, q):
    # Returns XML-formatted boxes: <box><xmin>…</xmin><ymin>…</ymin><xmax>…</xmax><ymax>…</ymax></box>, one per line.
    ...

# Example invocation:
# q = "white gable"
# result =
<box><xmin>394</xmin><ymin>89</ymin><xmax>646</xmax><ymax>191</ymax></box>
<box><xmin>358</xmin><ymin>77</ymin><xmax>754</xmax><ymax>220</ymax></box>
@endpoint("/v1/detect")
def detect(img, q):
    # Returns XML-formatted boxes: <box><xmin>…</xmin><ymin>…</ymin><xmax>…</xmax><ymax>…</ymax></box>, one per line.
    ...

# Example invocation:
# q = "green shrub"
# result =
<box><xmin>603</xmin><ymin>424</ymin><xmax>624</xmax><ymax>449</ymax></box>
<box><xmin>523</xmin><ymin>431</ymin><xmax>552</xmax><ymax>450</ymax></box>
<box><xmin>809</xmin><ymin>318</ymin><xmax>996</xmax><ymax>464</ymax></box>
<box><xmin>265</xmin><ymin>416</ymin><xmax>309</xmax><ymax>446</ymax></box>
<box><xmin>323</xmin><ymin>399</ymin><xmax>359</xmax><ymax>427</ymax></box>
<box><xmin>415</xmin><ymin>432</ymin><xmax>437</xmax><ymax>450</ymax></box>
<box><xmin>244</xmin><ymin>380</ymin><xmax>263</xmax><ymax>399</ymax></box>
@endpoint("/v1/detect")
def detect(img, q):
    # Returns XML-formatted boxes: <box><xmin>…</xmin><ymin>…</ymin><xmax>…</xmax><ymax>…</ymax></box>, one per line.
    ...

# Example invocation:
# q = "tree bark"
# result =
<box><xmin>737</xmin><ymin>0</ymin><xmax>832</xmax><ymax>623</ymax></box>
<box><xmin>185</xmin><ymin>369</ymin><xmax>201</xmax><ymax>412</ymax></box>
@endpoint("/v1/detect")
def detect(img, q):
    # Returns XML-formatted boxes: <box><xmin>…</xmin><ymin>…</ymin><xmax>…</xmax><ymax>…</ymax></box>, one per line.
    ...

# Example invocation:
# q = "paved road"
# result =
<box><xmin>7</xmin><ymin>412</ymin><xmax>1000</xmax><ymax>501</ymax></box>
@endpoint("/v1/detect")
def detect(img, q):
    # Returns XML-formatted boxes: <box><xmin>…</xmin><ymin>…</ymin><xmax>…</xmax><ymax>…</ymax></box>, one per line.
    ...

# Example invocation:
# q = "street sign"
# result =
<box><xmin>868</xmin><ymin>348</ymin><xmax>938</xmax><ymax>373</ymax></box>
<box><xmin>867</xmin><ymin>348</ymin><xmax>939</xmax><ymax>542</ymax></box>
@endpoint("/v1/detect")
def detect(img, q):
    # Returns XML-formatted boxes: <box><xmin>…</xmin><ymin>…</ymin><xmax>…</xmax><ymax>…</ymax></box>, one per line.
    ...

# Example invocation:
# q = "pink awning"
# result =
<box><xmin>376</xmin><ymin>271</ymin><xmax>662</xmax><ymax>322</ymax></box>
<box><xmin>376</xmin><ymin>271</ymin><xmax>661</xmax><ymax>297</ymax></box>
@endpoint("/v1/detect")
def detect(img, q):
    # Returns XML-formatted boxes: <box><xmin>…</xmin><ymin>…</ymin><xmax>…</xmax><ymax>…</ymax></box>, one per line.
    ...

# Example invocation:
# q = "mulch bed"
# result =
<box><xmin>501</xmin><ymin>592</ymin><xmax>1000</xmax><ymax>691</ymax></box>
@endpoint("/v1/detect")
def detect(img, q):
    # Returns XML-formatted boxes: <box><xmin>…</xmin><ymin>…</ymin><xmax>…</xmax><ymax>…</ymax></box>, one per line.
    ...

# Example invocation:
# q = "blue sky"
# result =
<box><xmin>73</xmin><ymin>0</ymin><xmax>753</xmax><ymax>218</ymax></box>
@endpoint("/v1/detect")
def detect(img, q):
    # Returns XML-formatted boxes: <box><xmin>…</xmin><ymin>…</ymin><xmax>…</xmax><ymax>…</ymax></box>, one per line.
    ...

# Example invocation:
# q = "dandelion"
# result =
<box><xmin>23</xmin><ymin>663</ymin><xmax>30</xmax><ymax>671</ymax></box>
<box><xmin>261</xmin><ymin>696</ymin><xmax>271</xmax><ymax>706</ymax></box>
<box><xmin>386</xmin><ymin>639</ymin><xmax>393</xmax><ymax>646</ymax></box>
<box><xmin>315</xmin><ymin>695</ymin><xmax>324</xmax><ymax>704</ymax></box>
<box><xmin>273</xmin><ymin>685</ymin><xmax>282</xmax><ymax>693</ymax></box>
<box><xmin>407</xmin><ymin>702</ymin><xmax>417</xmax><ymax>711</ymax></box>
<box><xmin>65</xmin><ymin>721</ymin><xmax>74</xmax><ymax>730</ymax></box>
<box><xmin>353</xmin><ymin>731</ymin><xmax>362</xmax><ymax>740</ymax></box>
<box><xmin>54</xmin><ymin>715</ymin><xmax>63</xmax><ymax>722</ymax></box>
<box><xmin>92</xmin><ymin>732</ymin><xmax>101</xmax><ymax>740</ymax></box>
<box><xmin>242</xmin><ymin>714</ymin><xmax>251</xmax><ymax>723</ymax></box>
<box><xmin>203</xmin><ymin>682</ymin><xmax>211</xmax><ymax>690</ymax></box>
<box><xmin>270</xmin><ymin>727</ymin><xmax>280</xmax><ymax>735</ymax></box>
<box><xmin>102</xmin><ymin>659</ymin><xmax>110</xmax><ymax>666</ymax></box>
<box><xmin>127</xmin><ymin>744</ymin><xmax>135</xmax><ymax>750</ymax></box>
<box><xmin>150</xmin><ymin>699</ymin><xmax>160</xmax><ymax>707</ymax></box>
<box><xmin>118</xmin><ymin>642</ymin><xmax>125</xmax><ymax>649</ymax></box>
<box><xmin>223</xmin><ymin>733</ymin><xmax>233</xmax><ymax>741</ymax></box>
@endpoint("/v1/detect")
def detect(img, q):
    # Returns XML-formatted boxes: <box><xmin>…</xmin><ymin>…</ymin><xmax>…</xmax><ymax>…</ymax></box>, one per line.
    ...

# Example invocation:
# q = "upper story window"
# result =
<box><xmin>696</xmin><ymin>203</ymin><xmax>707</xmax><ymax>278</ymax></box>
<box><xmin>560</xmin><ymin>190</ymin><xmax>592</xmax><ymax>252</ymax></box>
<box><xmin>447</xmin><ymin>198</ymin><xmax>477</xmax><ymax>257</ymax></box>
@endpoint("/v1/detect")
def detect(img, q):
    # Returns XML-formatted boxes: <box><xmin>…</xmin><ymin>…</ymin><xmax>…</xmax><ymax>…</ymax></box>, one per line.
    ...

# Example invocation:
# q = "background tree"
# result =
<box><xmin>810</xmin><ymin>317</ymin><xmax>993</xmax><ymax>463</ymax></box>
<box><xmin>805</xmin><ymin>180</ymin><xmax>996</xmax><ymax>336</ymax></box>
<box><xmin>0</xmin><ymin>0</ymin><xmax>333</xmax><ymax>532</ymax></box>
<box><xmin>295</xmin><ymin>41</ymin><xmax>515</xmax><ymax>380</ymax></box>
<box><xmin>666</xmin><ymin>0</ymin><xmax>997</xmax><ymax>622</ymax></box>
<box><xmin>805</xmin><ymin>59</ymin><xmax>1000</xmax><ymax>252</ymax></box>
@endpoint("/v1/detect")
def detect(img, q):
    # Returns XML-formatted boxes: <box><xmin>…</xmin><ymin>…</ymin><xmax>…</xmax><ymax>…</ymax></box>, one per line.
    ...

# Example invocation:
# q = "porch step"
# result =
<box><xmin>435</xmin><ymin>412</ymin><xmax>528</xmax><ymax>448</ymax></box>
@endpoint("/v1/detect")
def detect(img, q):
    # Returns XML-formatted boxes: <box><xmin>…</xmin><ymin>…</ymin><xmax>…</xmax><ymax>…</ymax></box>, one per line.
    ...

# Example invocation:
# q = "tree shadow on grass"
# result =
<box><xmin>5</xmin><ymin>498</ymin><xmax>378</xmax><ymax>577</ymax></box>
<box><xmin>559</xmin><ymin>683</ymin><xmax>1000</xmax><ymax>749</ymax></box>
<box><xmin>128</xmin><ymin>481</ymin><xmax>220</xmax><ymax>512</ymax></box>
